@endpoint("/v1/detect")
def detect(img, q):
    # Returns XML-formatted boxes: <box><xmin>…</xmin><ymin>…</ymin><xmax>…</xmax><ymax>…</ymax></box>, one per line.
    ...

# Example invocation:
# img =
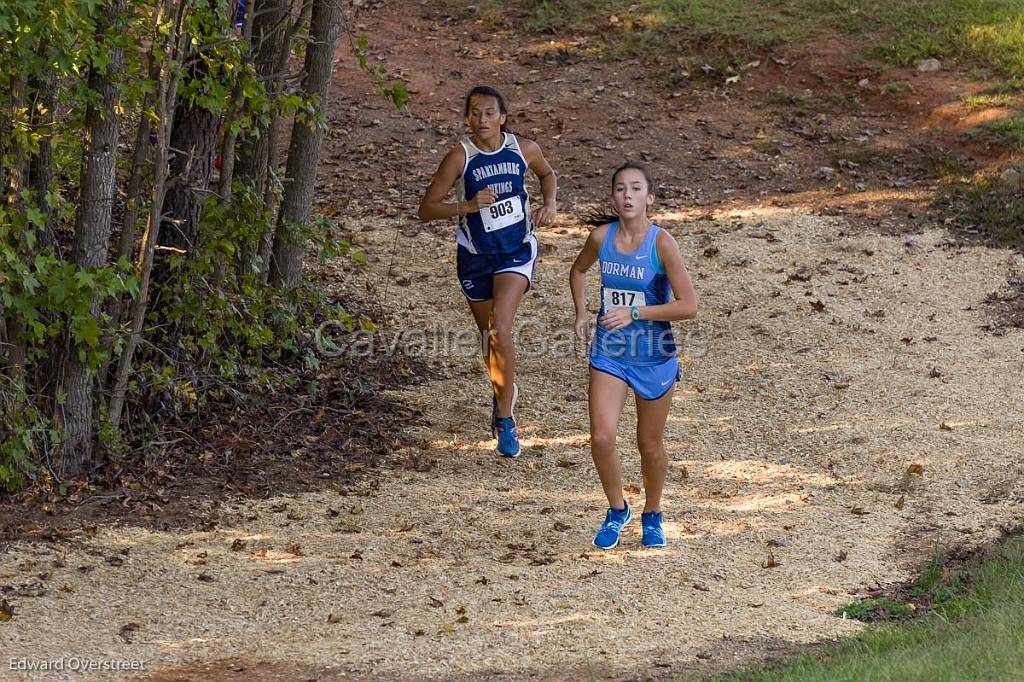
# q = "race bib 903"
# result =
<box><xmin>480</xmin><ymin>195</ymin><xmax>525</xmax><ymax>233</ymax></box>
<box><xmin>603</xmin><ymin>288</ymin><xmax>646</xmax><ymax>309</ymax></box>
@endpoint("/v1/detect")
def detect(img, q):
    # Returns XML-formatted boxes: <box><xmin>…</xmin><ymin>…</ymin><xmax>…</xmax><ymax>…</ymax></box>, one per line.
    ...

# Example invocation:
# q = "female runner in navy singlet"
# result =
<box><xmin>418</xmin><ymin>86</ymin><xmax>557</xmax><ymax>458</ymax></box>
<box><xmin>569</xmin><ymin>162</ymin><xmax>697</xmax><ymax>549</ymax></box>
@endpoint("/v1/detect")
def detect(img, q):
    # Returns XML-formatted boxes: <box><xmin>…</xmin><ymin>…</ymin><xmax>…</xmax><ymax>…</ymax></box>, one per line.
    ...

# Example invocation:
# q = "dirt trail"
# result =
<box><xmin>4</xmin><ymin>213</ymin><xmax>1023</xmax><ymax>680</ymax></box>
<box><xmin>3</xmin><ymin>2</ymin><xmax>1024</xmax><ymax>680</ymax></box>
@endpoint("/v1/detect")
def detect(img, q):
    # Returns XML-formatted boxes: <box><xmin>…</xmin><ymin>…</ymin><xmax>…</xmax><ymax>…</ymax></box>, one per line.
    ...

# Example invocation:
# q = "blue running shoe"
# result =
<box><xmin>593</xmin><ymin>502</ymin><xmax>631</xmax><ymax>549</ymax></box>
<box><xmin>641</xmin><ymin>511</ymin><xmax>666</xmax><ymax>548</ymax></box>
<box><xmin>495</xmin><ymin>416</ymin><xmax>520</xmax><ymax>458</ymax></box>
<box><xmin>491</xmin><ymin>383</ymin><xmax>518</xmax><ymax>438</ymax></box>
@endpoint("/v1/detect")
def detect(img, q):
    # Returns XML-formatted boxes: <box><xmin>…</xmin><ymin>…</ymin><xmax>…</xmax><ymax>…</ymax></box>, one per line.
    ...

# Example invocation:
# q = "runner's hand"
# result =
<box><xmin>532</xmin><ymin>204</ymin><xmax>556</xmax><ymax>229</ymax></box>
<box><xmin>470</xmin><ymin>188</ymin><xmax>497</xmax><ymax>211</ymax></box>
<box><xmin>574</xmin><ymin>315</ymin><xmax>593</xmax><ymax>342</ymax></box>
<box><xmin>599</xmin><ymin>308</ymin><xmax>633</xmax><ymax>331</ymax></box>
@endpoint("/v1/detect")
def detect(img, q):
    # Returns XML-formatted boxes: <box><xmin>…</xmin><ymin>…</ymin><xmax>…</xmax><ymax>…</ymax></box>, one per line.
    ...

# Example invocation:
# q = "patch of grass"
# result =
<box><xmin>963</xmin><ymin>92</ymin><xmax>1019</xmax><ymax>109</ymax></box>
<box><xmin>983</xmin><ymin>77</ymin><xmax>1024</xmax><ymax>95</ymax></box>
<box><xmin>922</xmin><ymin>147</ymin><xmax>975</xmax><ymax>180</ymax></box>
<box><xmin>880</xmin><ymin>80</ymin><xmax>915</xmax><ymax>94</ymax></box>
<box><xmin>835</xmin><ymin>596</ymin><xmax>916</xmax><ymax>621</ymax></box>
<box><xmin>842</xmin><ymin>0</ymin><xmax>1024</xmax><ymax>75</ymax></box>
<box><xmin>715</xmin><ymin>534</ymin><xmax>1024</xmax><ymax>682</ymax></box>
<box><xmin>768</xmin><ymin>87</ymin><xmax>856</xmax><ymax>115</ymax></box>
<box><xmin>983</xmin><ymin>114</ymin><xmax>1024</xmax><ymax>148</ymax></box>
<box><xmin>457</xmin><ymin>1</ymin><xmax>1024</xmax><ymax>78</ymax></box>
<box><xmin>835</xmin><ymin>556</ymin><xmax>960</xmax><ymax>623</ymax></box>
<box><xmin>944</xmin><ymin>171</ymin><xmax>1024</xmax><ymax>245</ymax></box>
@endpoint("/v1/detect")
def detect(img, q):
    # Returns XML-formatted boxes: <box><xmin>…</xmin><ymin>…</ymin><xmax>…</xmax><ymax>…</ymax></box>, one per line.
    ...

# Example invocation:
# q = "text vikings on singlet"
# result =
<box><xmin>601</xmin><ymin>261</ymin><xmax>646</xmax><ymax>279</ymax></box>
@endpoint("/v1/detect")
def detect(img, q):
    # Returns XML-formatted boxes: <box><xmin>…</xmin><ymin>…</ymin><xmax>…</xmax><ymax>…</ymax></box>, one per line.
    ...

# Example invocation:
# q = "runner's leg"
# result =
<box><xmin>490</xmin><ymin>272</ymin><xmax>528</xmax><ymax>418</ymax></box>
<box><xmin>635</xmin><ymin>385</ymin><xmax>674</xmax><ymax>512</ymax></box>
<box><xmin>589</xmin><ymin>367</ymin><xmax>630</xmax><ymax>509</ymax></box>
<box><xmin>466</xmin><ymin>298</ymin><xmax>493</xmax><ymax>362</ymax></box>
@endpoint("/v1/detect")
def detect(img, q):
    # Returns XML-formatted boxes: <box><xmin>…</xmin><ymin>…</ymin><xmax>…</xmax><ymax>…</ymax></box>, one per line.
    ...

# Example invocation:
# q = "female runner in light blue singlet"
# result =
<box><xmin>569</xmin><ymin>162</ymin><xmax>697</xmax><ymax>549</ymax></box>
<box><xmin>418</xmin><ymin>86</ymin><xmax>558</xmax><ymax>458</ymax></box>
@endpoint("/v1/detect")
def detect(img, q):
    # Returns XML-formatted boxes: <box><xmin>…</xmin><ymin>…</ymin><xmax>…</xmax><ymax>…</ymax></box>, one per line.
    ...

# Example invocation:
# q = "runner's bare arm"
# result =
<box><xmin>570</xmin><ymin>224</ymin><xmax>609</xmax><ymax>340</ymax></box>
<box><xmin>417</xmin><ymin>145</ymin><xmax>494</xmax><ymax>220</ymax></box>
<box><xmin>638</xmin><ymin>230</ymin><xmax>697</xmax><ymax>321</ymax></box>
<box><xmin>521</xmin><ymin>138</ymin><xmax>557</xmax><ymax>228</ymax></box>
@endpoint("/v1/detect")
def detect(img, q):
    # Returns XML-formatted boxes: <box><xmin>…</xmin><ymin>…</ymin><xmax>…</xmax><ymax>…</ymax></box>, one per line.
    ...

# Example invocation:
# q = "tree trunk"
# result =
<box><xmin>268</xmin><ymin>0</ymin><xmax>341</xmax><ymax>290</ymax></box>
<box><xmin>235</xmin><ymin>0</ymin><xmax>291</xmax><ymax>276</ymax></box>
<box><xmin>4</xmin><ymin>71</ymin><xmax>27</xmax><ymax>205</ymax></box>
<box><xmin>256</xmin><ymin>0</ymin><xmax>313</xmax><ymax>284</ymax></box>
<box><xmin>209</xmin><ymin>2</ymin><xmax>255</xmax><ymax>290</ymax></box>
<box><xmin>109</xmin><ymin>0</ymin><xmax>189</xmax><ymax>429</ymax></box>
<box><xmin>27</xmin><ymin>41</ymin><xmax>60</xmax><ymax>249</ymax></box>
<box><xmin>55</xmin><ymin>0</ymin><xmax>127</xmax><ymax>477</ymax></box>
<box><xmin>3</xmin><ymin>71</ymin><xmax>28</xmax><ymax>378</ymax></box>
<box><xmin>157</xmin><ymin>100</ymin><xmax>219</xmax><ymax>257</ymax></box>
<box><xmin>97</xmin><ymin>47</ymin><xmax>160</xmax><ymax>395</ymax></box>
<box><xmin>235</xmin><ymin>0</ymin><xmax>290</xmax><ymax>191</ymax></box>
<box><xmin>116</xmin><ymin>59</ymin><xmax>161</xmax><ymax>264</ymax></box>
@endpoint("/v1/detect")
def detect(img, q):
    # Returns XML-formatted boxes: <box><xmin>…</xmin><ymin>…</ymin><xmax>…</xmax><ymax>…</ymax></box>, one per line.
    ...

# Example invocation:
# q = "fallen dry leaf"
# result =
<box><xmin>118</xmin><ymin>622</ymin><xmax>141</xmax><ymax>644</ymax></box>
<box><xmin>895</xmin><ymin>495</ymin><xmax>906</xmax><ymax>510</ymax></box>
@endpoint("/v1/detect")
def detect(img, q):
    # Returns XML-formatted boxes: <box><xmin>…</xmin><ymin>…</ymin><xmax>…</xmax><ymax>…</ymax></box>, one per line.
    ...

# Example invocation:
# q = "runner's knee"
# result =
<box><xmin>591</xmin><ymin>428</ymin><xmax>617</xmax><ymax>453</ymax></box>
<box><xmin>637</xmin><ymin>436</ymin><xmax>665</xmax><ymax>460</ymax></box>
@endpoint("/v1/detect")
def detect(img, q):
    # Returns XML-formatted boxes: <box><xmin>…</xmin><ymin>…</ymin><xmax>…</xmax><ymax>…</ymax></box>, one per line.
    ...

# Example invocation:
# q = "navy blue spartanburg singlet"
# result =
<box><xmin>455</xmin><ymin>132</ymin><xmax>533</xmax><ymax>255</ymax></box>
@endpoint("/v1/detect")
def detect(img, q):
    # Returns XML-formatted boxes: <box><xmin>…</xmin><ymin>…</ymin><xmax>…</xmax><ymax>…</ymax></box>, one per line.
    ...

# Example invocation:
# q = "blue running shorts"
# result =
<box><xmin>456</xmin><ymin>236</ymin><xmax>537</xmax><ymax>302</ymax></box>
<box><xmin>590</xmin><ymin>353</ymin><xmax>680</xmax><ymax>401</ymax></box>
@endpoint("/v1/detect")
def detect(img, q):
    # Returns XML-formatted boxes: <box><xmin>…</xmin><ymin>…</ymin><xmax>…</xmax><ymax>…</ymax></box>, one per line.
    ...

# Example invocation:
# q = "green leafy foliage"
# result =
<box><xmin>353</xmin><ymin>34</ymin><xmax>410</xmax><ymax>110</ymax></box>
<box><xmin>1</xmin><ymin>0</ymin><xmax>386</xmax><ymax>490</ymax></box>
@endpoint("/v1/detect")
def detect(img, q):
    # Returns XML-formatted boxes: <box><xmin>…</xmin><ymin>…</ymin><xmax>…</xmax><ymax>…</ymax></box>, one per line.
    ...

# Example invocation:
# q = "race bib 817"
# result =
<box><xmin>603</xmin><ymin>288</ymin><xmax>646</xmax><ymax>309</ymax></box>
